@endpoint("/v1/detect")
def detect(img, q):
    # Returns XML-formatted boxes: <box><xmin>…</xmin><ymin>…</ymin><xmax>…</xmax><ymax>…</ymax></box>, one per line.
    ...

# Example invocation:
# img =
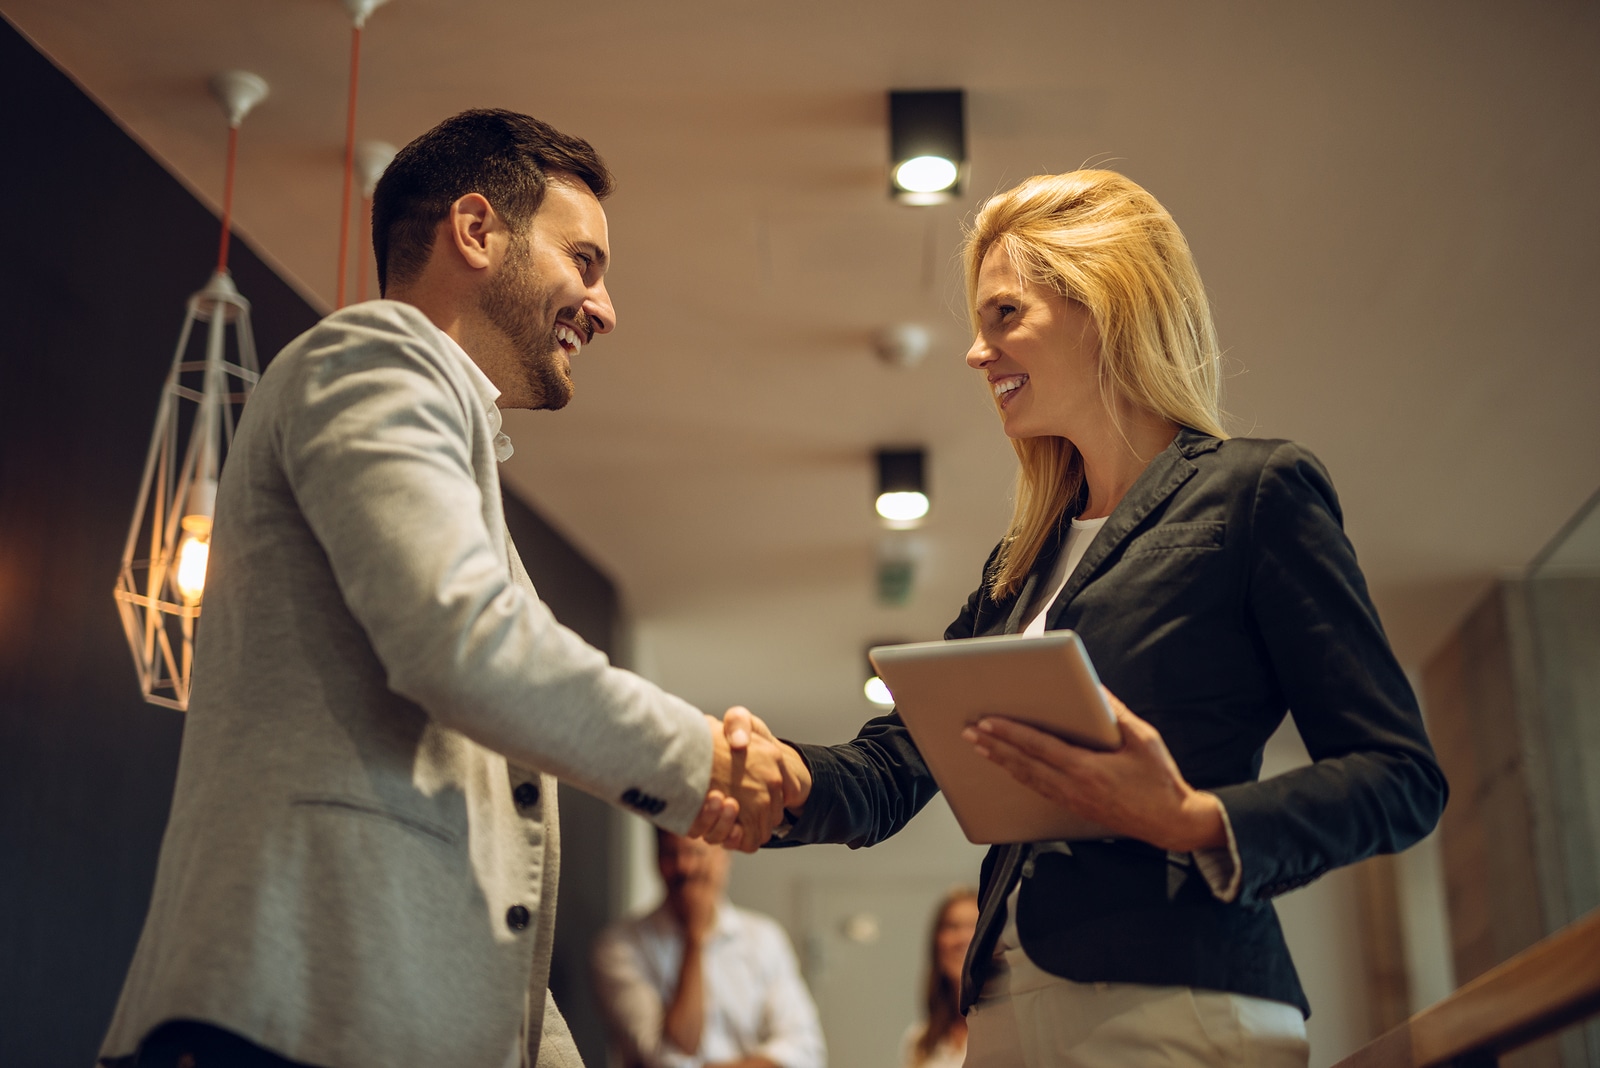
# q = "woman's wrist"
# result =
<box><xmin>1168</xmin><ymin>790</ymin><xmax>1229</xmax><ymax>853</ymax></box>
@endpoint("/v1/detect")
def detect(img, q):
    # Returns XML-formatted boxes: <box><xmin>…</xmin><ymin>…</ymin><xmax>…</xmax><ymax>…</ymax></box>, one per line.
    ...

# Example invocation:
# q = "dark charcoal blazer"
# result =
<box><xmin>782</xmin><ymin>428</ymin><xmax>1447</xmax><ymax>1016</ymax></box>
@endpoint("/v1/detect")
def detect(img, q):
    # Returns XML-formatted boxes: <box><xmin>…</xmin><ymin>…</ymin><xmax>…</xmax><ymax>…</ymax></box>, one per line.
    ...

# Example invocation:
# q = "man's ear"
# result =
<box><xmin>445</xmin><ymin>193</ymin><xmax>502</xmax><ymax>272</ymax></box>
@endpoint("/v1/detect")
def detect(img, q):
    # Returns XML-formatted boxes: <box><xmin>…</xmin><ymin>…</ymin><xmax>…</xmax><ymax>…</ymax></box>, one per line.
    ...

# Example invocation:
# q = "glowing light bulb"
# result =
<box><xmin>893</xmin><ymin>155</ymin><xmax>958</xmax><ymax>194</ymax></box>
<box><xmin>174</xmin><ymin>515</ymin><xmax>213</xmax><ymax>603</ymax></box>
<box><xmin>875</xmin><ymin>491</ymin><xmax>930</xmax><ymax>525</ymax></box>
<box><xmin>864</xmin><ymin>676</ymin><xmax>895</xmax><ymax>709</ymax></box>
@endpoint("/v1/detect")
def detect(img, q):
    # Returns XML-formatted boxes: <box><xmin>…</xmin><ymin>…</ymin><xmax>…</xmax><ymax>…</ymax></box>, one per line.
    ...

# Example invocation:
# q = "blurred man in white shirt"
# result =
<box><xmin>594</xmin><ymin>832</ymin><xmax>825</xmax><ymax>1068</ymax></box>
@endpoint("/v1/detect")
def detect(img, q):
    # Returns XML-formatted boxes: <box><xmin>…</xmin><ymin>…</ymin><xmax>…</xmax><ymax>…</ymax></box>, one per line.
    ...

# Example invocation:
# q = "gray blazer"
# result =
<box><xmin>100</xmin><ymin>302</ymin><xmax>712</xmax><ymax>1068</ymax></box>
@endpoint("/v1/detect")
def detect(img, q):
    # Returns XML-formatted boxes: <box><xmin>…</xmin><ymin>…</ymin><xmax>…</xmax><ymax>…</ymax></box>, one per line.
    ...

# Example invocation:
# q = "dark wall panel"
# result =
<box><xmin>502</xmin><ymin>489</ymin><xmax>625</xmax><ymax>1068</ymax></box>
<box><xmin>0</xmin><ymin>19</ymin><xmax>619</xmax><ymax>1066</ymax></box>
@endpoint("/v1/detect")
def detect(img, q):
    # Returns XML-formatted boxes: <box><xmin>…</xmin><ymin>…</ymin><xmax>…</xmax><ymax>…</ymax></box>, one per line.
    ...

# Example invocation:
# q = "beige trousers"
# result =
<box><xmin>965</xmin><ymin>948</ymin><xmax>1310</xmax><ymax>1068</ymax></box>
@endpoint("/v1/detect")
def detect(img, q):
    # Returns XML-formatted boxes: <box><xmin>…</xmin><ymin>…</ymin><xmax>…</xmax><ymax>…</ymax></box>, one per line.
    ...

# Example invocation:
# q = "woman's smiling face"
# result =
<box><xmin>965</xmin><ymin>243</ymin><xmax>1104</xmax><ymax>442</ymax></box>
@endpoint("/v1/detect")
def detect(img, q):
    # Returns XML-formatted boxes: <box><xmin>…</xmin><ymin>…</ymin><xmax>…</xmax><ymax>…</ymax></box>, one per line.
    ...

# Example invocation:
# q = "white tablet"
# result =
<box><xmin>868</xmin><ymin>632</ymin><xmax>1123</xmax><ymax>845</ymax></box>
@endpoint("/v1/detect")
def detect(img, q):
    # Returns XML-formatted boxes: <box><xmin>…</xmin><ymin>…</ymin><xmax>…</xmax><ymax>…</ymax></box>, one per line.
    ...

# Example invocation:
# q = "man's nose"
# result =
<box><xmin>584</xmin><ymin>282</ymin><xmax>616</xmax><ymax>336</ymax></box>
<box><xmin>965</xmin><ymin>334</ymin><xmax>993</xmax><ymax>369</ymax></box>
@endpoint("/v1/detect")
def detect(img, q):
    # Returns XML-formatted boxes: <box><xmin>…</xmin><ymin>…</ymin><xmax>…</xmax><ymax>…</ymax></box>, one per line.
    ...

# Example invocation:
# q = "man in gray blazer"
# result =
<box><xmin>99</xmin><ymin>109</ymin><xmax>795</xmax><ymax>1068</ymax></box>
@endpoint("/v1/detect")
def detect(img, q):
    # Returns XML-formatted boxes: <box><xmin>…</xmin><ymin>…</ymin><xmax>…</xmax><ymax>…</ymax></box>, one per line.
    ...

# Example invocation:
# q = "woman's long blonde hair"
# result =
<box><xmin>963</xmin><ymin>170</ymin><xmax>1227</xmax><ymax>600</ymax></box>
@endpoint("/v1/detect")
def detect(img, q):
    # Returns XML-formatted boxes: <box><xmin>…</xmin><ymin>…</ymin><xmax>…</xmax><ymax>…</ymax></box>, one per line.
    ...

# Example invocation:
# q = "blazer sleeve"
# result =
<box><xmin>779</xmin><ymin>550</ymin><xmax>1003</xmax><ymax>848</ymax></box>
<box><xmin>1211</xmin><ymin>441</ymin><xmax>1448</xmax><ymax>906</ymax></box>
<box><xmin>275</xmin><ymin>306</ymin><xmax>712</xmax><ymax>832</ymax></box>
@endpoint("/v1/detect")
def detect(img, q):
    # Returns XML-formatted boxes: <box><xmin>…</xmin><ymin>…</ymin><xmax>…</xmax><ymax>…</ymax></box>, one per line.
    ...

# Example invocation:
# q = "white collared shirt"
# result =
<box><xmin>593</xmin><ymin>901</ymin><xmax>827</xmax><ymax>1068</ymax></box>
<box><xmin>429</xmin><ymin>322</ymin><xmax>515</xmax><ymax>463</ymax></box>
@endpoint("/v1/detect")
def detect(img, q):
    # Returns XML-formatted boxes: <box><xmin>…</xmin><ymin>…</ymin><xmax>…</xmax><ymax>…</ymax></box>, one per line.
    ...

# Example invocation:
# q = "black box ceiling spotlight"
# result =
<box><xmin>874</xmin><ymin>447</ymin><xmax>927</xmax><ymax>605</ymax></box>
<box><xmin>875</xmin><ymin>447</ymin><xmax>928</xmax><ymax>527</ymax></box>
<box><xmin>889</xmin><ymin>89</ymin><xmax>967</xmax><ymax>205</ymax></box>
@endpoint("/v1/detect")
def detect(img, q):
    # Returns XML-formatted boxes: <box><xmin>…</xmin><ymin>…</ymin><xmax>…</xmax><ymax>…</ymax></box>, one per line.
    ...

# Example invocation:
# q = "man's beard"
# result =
<box><xmin>480</xmin><ymin>237</ymin><xmax>573</xmax><ymax>411</ymax></box>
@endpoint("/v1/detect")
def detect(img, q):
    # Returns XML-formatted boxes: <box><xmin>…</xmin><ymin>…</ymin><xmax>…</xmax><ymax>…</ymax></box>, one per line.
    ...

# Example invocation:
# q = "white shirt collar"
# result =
<box><xmin>430</xmin><ymin>323</ymin><xmax>515</xmax><ymax>463</ymax></box>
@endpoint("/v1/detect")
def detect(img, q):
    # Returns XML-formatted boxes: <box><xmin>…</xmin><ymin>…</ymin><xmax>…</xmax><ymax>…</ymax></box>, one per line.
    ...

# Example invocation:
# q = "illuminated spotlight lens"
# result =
<box><xmin>864</xmin><ymin>676</ymin><xmax>895</xmax><ymax>708</ymax></box>
<box><xmin>876</xmin><ymin>491</ymin><xmax>930</xmax><ymax>523</ymax></box>
<box><xmin>893</xmin><ymin>155</ymin><xmax>958</xmax><ymax>194</ymax></box>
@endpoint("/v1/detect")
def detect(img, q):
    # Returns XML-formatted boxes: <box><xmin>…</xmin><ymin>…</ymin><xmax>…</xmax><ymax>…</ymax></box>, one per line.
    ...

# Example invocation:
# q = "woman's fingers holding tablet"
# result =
<box><xmin>963</xmin><ymin>693</ymin><xmax>1228</xmax><ymax>853</ymax></box>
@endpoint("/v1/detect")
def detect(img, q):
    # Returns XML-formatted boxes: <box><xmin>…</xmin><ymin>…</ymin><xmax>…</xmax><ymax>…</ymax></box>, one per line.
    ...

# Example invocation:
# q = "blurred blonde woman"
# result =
<box><xmin>901</xmin><ymin>888</ymin><xmax>978</xmax><ymax>1068</ymax></box>
<box><xmin>725</xmin><ymin>170</ymin><xmax>1446</xmax><ymax>1067</ymax></box>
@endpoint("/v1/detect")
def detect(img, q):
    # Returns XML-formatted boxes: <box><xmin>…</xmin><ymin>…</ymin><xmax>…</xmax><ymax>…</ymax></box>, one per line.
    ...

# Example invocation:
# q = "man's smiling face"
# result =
<box><xmin>480</xmin><ymin>176</ymin><xmax>615</xmax><ymax>410</ymax></box>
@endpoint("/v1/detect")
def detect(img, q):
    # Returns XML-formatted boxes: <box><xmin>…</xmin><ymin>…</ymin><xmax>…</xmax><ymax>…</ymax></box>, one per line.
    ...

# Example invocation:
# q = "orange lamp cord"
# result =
<box><xmin>335</xmin><ymin>24</ymin><xmax>362</xmax><ymax>307</ymax></box>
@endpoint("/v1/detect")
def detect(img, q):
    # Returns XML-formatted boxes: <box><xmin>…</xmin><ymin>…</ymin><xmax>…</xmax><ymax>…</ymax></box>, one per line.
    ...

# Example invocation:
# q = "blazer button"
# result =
<box><xmin>514</xmin><ymin>782</ymin><xmax>540</xmax><ymax>808</ymax></box>
<box><xmin>506</xmin><ymin>905</ymin><xmax>531</xmax><ymax>931</ymax></box>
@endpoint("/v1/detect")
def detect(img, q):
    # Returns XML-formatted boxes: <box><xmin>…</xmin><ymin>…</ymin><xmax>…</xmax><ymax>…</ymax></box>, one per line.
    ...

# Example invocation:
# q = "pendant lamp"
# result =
<box><xmin>113</xmin><ymin>70</ymin><xmax>268</xmax><ymax>710</ymax></box>
<box><xmin>335</xmin><ymin>0</ymin><xmax>391</xmax><ymax>306</ymax></box>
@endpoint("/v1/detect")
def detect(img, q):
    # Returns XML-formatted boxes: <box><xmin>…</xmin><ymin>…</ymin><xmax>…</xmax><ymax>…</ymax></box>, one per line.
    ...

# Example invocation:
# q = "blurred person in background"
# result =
<box><xmin>902</xmin><ymin>889</ymin><xmax>979</xmax><ymax>1068</ymax></box>
<box><xmin>594</xmin><ymin>830</ymin><xmax>825</xmax><ymax>1068</ymax></box>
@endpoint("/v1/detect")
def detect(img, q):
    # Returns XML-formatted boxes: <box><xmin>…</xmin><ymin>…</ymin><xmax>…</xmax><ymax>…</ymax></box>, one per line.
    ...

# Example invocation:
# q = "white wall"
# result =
<box><xmin>1259</xmin><ymin>723</ymin><xmax>1373</xmax><ymax>1067</ymax></box>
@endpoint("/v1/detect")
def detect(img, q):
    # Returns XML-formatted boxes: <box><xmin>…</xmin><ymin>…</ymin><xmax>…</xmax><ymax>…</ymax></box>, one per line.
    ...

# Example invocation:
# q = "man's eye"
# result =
<box><xmin>997</xmin><ymin>305</ymin><xmax>1016</xmax><ymax>319</ymax></box>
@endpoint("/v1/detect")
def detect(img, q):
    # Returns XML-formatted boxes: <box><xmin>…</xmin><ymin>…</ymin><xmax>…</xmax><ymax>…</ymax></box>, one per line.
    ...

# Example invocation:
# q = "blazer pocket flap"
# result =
<box><xmin>290</xmin><ymin>794</ymin><xmax>460</xmax><ymax>847</ymax></box>
<box><xmin>1125</xmin><ymin>521</ymin><xmax>1226</xmax><ymax>556</ymax></box>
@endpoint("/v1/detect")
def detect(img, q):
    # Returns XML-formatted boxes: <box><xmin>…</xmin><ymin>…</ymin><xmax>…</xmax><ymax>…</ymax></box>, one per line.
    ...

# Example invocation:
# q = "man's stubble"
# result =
<box><xmin>480</xmin><ymin>234</ymin><xmax>572</xmax><ymax>411</ymax></box>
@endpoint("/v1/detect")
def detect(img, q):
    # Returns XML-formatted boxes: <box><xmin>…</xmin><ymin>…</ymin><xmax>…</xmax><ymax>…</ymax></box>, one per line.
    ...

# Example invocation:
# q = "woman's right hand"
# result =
<box><xmin>721</xmin><ymin>706</ymin><xmax>813</xmax><ymax>823</ymax></box>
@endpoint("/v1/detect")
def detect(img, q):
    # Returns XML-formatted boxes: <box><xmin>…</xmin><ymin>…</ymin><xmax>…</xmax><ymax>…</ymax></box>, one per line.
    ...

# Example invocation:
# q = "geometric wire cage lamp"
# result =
<box><xmin>113</xmin><ymin>71</ymin><xmax>268</xmax><ymax>710</ymax></box>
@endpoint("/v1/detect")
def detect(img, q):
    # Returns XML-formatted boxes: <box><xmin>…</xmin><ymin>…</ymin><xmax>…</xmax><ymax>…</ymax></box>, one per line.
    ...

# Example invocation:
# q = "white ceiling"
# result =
<box><xmin>8</xmin><ymin>0</ymin><xmax>1598</xmax><ymax>736</ymax></box>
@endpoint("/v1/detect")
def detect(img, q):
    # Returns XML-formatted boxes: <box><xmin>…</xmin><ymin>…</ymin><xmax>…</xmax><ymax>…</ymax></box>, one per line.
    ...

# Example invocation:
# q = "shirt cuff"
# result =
<box><xmin>1192</xmin><ymin>794</ymin><xmax>1242</xmax><ymax>903</ymax></box>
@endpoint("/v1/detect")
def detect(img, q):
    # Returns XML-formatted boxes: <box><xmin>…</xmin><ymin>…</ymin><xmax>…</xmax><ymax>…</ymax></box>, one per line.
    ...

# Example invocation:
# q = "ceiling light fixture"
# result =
<box><xmin>863</xmin><ymin>646</ymin><xmax>899</xmax><ymax>709</ymax></box>
<box><xmin>889</xmin><ymin>90</ymin><xmax>966</xmax><ymax>205</ymax></box>
<box><xmin>876</xmin><ymin>447</ymin><xmax>929</xmax><ymax>528</ymax></box>
<box><xmin>864</xmin><ymin>675</ymin><xmax>895</xmax><ymax>709</ymax></box>
<box><xmin>114</xmin><ymin>71</ymin><xmax>267</xmax><ymax>710</ymax></box>
<box><xmin>873</xmin><ymin>323</ymin><xmax>932</xmax><ymax>368</ymax></box>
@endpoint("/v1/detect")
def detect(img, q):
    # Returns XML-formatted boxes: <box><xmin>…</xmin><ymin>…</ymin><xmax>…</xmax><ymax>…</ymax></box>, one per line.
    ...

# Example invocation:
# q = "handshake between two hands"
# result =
<box><xmin>689</xmin><ymin>709</ymin><xmax>811</xmax><ymax>853</ymax></box>
<box><xmin>684</xmin><ymin>692</ymin><xmax>1231</xmax><ymax>856</ymax></box>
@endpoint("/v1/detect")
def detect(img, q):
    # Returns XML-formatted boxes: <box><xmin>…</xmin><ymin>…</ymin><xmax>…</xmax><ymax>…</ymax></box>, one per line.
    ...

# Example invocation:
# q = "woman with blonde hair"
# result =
<box><xmin>726</xmin><ymin>170</ymin><xmax>1445</xmax><ymax>1066</ymax></box>
<box><xmin>901</xmin><ymin>888</ymin><xmax>978</xmax><ymax>1068</ymax></box>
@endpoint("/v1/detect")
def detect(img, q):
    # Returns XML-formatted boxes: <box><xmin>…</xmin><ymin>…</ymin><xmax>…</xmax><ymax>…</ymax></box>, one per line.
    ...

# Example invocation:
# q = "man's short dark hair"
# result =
<box><xmin>372</xmin><ymin>108</ymin><xmax>614</xmax><ymax>295</ymax></box>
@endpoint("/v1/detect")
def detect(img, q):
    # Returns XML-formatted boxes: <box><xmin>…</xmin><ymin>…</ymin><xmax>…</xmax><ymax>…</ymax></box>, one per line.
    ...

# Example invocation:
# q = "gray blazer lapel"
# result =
<box><xmin>1044</xmin><ymin>429</ymin><xmax>1220</xmax><ymax>629</ymax></box>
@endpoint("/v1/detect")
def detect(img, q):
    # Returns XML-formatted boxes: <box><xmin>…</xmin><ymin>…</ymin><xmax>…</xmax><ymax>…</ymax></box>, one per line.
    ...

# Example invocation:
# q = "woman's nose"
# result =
<box><xmin>965</xmin><ymin>335</ymin><xmax>993</xmax><ymax>369</ymax></box>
